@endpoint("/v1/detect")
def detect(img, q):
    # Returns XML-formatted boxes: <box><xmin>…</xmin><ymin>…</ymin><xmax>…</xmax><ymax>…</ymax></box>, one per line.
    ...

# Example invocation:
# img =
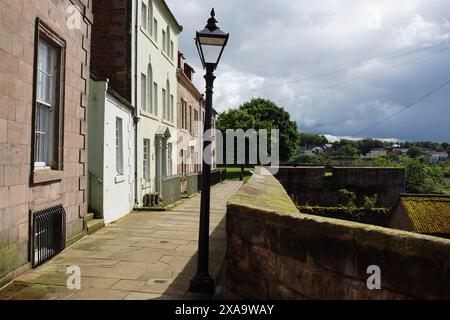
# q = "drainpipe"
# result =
<box><xmin>133</xmin><ymin>0</ymin><xmax>139</xmax><ymax>206</ymax></box>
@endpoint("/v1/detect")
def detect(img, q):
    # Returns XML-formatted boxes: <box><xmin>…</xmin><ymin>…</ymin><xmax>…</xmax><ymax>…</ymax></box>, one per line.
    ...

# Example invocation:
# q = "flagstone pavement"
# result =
<box><xmin>0</xmin><ymin>181</ymin><xmax>243</xmax><ymax>300</ymax></box>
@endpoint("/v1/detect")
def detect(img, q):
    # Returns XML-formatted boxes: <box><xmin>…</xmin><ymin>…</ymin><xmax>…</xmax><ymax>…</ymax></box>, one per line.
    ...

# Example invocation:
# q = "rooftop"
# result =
<box><xmin>399</xmin><ymin>194</ymin><xmax>450</xmax><ymax>235</ymax></box>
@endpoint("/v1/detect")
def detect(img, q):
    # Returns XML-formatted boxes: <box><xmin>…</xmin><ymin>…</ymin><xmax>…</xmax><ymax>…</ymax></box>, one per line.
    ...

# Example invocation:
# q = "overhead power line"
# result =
<box><xmin>217</xmin><ymin>39</ymin><xmax>450</xmax><ymax>99</ymax></box>
<box><xmin>354</xmin><ymin>80</ymin><xmax>450</xmax><ymax>136</ymax></box>
<box><xmin>272</xmin><ymin>45</ymin><xmax>450</xmax><ymax>105</ymax></box>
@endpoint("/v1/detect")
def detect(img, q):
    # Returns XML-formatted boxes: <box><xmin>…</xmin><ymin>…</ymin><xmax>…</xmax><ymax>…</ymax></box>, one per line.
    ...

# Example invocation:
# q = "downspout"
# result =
<box><xmin>133</xmin><ymin>0</ymin><xmax>139</xmax><ymax>206</ymax></box>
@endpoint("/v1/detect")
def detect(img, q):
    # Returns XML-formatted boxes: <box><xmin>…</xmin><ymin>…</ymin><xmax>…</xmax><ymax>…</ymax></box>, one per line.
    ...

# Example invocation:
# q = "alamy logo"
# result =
<box><xmin>66</xmin><ymin>265</ymin><xmax>81</xmax><ymax>290</ymax></box>
<box><xmin>177</xmin><ymin>124</ymin><xmax>280</xmax><ymax>174</ymax></box>
<box><xmin>66</xmin><ymin>5</ymin><xmax>82</xmax><ymax>30</ymax></box>
<box><xmin>366</xmin><ymin>265</ymin><xmax>381</xmax><ymax>290</ymax></box>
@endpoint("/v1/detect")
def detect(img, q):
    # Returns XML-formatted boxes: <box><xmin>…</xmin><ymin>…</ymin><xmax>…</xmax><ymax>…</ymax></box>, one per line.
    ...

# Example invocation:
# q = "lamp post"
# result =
<box><xmin>189</xmin><ymin>8</ymin><xmax>229</xmax><ymax>295</ymax></box>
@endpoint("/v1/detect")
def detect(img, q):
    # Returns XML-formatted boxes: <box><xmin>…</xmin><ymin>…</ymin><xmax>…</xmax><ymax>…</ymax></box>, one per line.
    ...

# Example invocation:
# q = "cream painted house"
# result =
<box><xmin>91</xmin><ymin>0</ymin><xmax>182</xmax><ymax>207</ymax></box>
<box><xmin>135</xmin><ymin>0</ymin><xmax>182</xmax><ymax>206</ymax></box>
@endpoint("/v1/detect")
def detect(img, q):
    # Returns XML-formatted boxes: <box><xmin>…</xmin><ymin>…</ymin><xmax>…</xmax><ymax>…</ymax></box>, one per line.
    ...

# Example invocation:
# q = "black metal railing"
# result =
<box><xmin>32</xmin><ymin>205</ymin><xmax>66</xmax><ymax>268</ymax></box>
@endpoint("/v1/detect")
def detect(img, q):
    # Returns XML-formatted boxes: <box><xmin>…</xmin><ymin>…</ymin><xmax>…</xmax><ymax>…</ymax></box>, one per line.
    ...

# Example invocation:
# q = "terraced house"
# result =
<box><xmin>0</xmin><ymin>0</ymin><xmax>93</xmax><ymax>286</ymax></box>
<box><xmin>90</xmin><ymin>0</ymin><xmax>182</xmax><ymax>210</ymax></box>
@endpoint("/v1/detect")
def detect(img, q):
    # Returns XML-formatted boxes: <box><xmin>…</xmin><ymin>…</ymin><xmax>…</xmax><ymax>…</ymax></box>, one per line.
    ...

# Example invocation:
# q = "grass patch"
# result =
<box><xmin>225</xmin><ymin>167</ymin><xmax>253</xmax><ymax>182</ymax></box>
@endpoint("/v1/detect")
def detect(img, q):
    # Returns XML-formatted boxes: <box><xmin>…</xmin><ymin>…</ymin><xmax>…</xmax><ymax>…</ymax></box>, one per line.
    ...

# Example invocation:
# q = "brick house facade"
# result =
<box><xmin>0</xmin><ymin>0</ymin><xmax>93</xmax><ymax>286</ymax></box>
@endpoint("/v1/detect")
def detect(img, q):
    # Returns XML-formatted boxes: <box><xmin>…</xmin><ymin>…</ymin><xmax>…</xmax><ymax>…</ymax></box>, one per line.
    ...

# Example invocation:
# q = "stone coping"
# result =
<box><xmin>228</xmin><ymin>166</ymin><xmax>450</xmax><ymax>255</ymax></box>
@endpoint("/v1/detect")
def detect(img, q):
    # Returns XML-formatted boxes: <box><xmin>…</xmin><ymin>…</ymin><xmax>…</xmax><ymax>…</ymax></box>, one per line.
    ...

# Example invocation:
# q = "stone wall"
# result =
<box><xmin>0</xmin><ymin>0</ymin><xmax>92</xmax><ymax>286</ymax></box>
<box><xmin>225</xmin><ymin>167</ymin><xmax>450</xmax><ymax>299</ymax></box>
<box><xmin>275</xmin><ymin>166</ymin><xmax>405</xmax><ymax>207</ymax></box>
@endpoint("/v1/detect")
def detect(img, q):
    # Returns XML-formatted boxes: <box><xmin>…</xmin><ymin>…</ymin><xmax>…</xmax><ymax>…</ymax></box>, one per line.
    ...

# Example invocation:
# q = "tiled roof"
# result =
<box><xmin>400</xmin><ymin>194</ymin><xmax>450</xmax><ymax>234</ymax></box>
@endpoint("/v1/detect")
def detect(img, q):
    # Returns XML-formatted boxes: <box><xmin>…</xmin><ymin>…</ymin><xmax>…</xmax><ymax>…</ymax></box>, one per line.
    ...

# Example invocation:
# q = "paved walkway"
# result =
<box><xmin>0</xmin><ymin>181</ymin><xmax>243</xmax><ymax>300</ymax></box>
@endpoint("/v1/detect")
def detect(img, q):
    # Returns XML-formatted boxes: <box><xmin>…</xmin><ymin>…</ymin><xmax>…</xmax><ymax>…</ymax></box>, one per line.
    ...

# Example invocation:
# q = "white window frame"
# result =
<box><xmin>141</xmin><ymin>73</ymin><xmax>147</xmax><ymax>112</ymax></box>
<box><xmin>147</xmin><ymin>64</ymin><xmax>153</xmax><ymax>114</ymax></box>
<box><xmin>153</xmin><ymin>82</ymin><xmax>158</xmax><ymax>115</ymax></box>
<box><xmin>141</xmin><ymin>2</ymin><xmax>148</xmax><ymax>31</ymax></box>
<box><xmin>162</xmin><ymin>88</ymin><xmax>166</xmax><ymax>119</ymax></box>
<box><xmin>148</xmin><ymin>1</ymin><xmax>153</xmax><ymax>35</ymax></box>
<box><xmin>166</xmin><ymin>26</ymin><xmax>170</xmax><ymax>55</ymax></box>
<box><xmin>34</xmin><ymin>21</ymin><xmax>65</xmax><ymax>172</ymax></box>
<box><xmin>170</xmin><ymin>94</ymin><xmax>174</xmax><ymax>122</ymax></box>
<box><xmin>153</xmin><ymin>18</ymin><xmax>158</xmax><ymax>41</ymax></box>
<box><xmin>143</xmin><ymin>139</ymin><xmax>151</xmax><ymax>182</ymax></box>
<box><xmin>115</xmin><ymin>117</ymin><xmax>124</xmax><ymax>176</ymax></box>
<box><xmin>167</xmin><ymin>142</ymin><xmax>172</xmax><ymax>177</ymax></box>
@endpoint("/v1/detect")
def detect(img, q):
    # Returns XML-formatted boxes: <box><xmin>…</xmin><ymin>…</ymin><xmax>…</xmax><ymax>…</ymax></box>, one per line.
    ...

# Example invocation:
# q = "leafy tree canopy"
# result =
<box><xmin>216</xmin><ymin>98</ymin><xmax>300</xmax><ymax>163</ymax></box>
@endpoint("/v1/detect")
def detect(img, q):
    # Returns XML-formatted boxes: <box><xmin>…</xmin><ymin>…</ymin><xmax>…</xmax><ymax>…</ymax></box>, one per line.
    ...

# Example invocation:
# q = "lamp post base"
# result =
<box><xmin>189</xmin><ymin>275</ymin><xmax>215</xmax><ymax>295</ymax></box>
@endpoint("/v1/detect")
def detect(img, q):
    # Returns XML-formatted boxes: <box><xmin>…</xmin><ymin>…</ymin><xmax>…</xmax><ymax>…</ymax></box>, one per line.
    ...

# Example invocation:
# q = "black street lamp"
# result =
<box><xmin>189</xmin><ymin>8</ymin><xmax>229</xmax><ymax>295</ymax></box>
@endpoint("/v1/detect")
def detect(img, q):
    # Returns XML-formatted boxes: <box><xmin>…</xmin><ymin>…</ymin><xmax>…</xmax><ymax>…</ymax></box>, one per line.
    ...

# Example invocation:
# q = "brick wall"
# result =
<box><xmin>225</xmin><ymin>167</ymin><xmax>450</xmax><ymax>299</ymax></box>
<box><xmin>275</xmin><ymin>166</ymin><xmax>405</xmax><ymax>207</ymax></box>
<box><xmin>0</xmin><ymin>0</ymin><xmax>92</xmax><ymax>286</ymax></box>
<box><xmin>91</xmin><ymin>0</ymin><xmax>131</xmax><ymax>101</ymax></box>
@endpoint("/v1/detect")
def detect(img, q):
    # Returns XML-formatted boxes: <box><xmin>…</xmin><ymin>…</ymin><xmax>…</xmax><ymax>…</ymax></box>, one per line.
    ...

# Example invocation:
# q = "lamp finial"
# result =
<box><xmin>206</xmin><ymin>8</ymin><xmax>218</xmax><ymax>31</ymax></box>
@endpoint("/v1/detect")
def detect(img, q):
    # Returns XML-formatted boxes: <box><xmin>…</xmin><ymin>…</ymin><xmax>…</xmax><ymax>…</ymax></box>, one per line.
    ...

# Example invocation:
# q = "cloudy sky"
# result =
<box><xmin>166</xmin><ymin>0</ymin><xmax>450</xmax><ymax>142</ymax></box>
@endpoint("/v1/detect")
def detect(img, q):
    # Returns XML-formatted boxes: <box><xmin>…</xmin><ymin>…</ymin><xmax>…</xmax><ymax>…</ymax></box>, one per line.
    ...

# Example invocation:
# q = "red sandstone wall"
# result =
<box><xmin>0</xmin><ymin>0</ymin><xmax>92</xmax><ymax>285</ymax></box>
<box><xmin>225</xmin><ymin>168</ymin><xmax>450</xmax><ymax>299</ymax></box>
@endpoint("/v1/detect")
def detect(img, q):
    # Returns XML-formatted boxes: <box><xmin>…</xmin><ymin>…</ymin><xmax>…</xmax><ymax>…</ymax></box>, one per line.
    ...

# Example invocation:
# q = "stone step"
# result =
<box><xmin>87</xmin><ymin>219</ymin><xmax>104</xmax><ymax>235</ymax></box>
<box><xmin>86</xmin><ymin>213</ymin><xmax>94</xmax><ymax>222</ymax></box>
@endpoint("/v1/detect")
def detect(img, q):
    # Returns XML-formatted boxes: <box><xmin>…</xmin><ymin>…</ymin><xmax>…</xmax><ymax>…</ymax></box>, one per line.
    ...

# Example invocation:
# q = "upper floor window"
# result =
<box><xmin>148</xmin><ymin>1</ymin><xmax>153</xmax><ymax>34</ymax></box>
<box><xmin>153</xmin><ymin>18</ymin><xmax>158</xmax><ymax>41</ymax></box>
<box><xmin>141</xmin><ymin>2</ymin><xmax>148</xmax><ymax>30</ymax></box>
<box><xmin>162</xmin><ymin>29</ymin><xmax>166</xmax><ymax>52</ymax></box>
<box><xmin>166</xmin><ymin>26</ymin><xmax>170</xmax><ymax>56</ymax></box>
<box><xmin>163</xmin><ymin>79</ymin><xmax>171</xmax><ymax>121</ymax></box>
<box><xmin>147</xmin><ymin>64</ymin><xmax>153</xmax><ymax>114</ymax></box>
<box><xmin>141</xmin><ymin>73</ymin><xmax>147</xmax><ymax>112</ymax></box>
<box><xmin>153</xmin><ymin>82</ymin><xmax>158</xmax><ymax>115</ymax></box>
<box><xmin>181</xmin><ymin>99</ymin><xmax>185</xmax><ymax>129</ymax></box>
<box><xmin>162</xmin><ymin>87</ymin><xmax>166</xmax><ymax>119</ymax></box>
<box><xmin>34</xmin><ymin>20</ymin><xmax>65</xmax><ymax>171</ymax></box>
<box><xmin>170</xmin><ymin>40</ymin><xmax>174</xmax><ymax>60</ymax></box>
<box><xmin>194</xmin><ymin>110</ymin><xmax>199</xmax><ymax>136</ymax></box>
<box><xmin>170</xmin><ymin>94</ymin><xmax>174</xmax><ymax>122</ymax></box>
<box><xmin>189</xmin><ymin>105</ymin><xmax>192</xmax><ymax>133</ymax></box>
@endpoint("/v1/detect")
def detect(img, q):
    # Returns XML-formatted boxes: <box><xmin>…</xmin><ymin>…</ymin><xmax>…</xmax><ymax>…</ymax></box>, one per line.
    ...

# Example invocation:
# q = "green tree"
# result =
<box><xmin>360</xmin><ymin>139</ymin><xmax>385</xmax><ymax>156</ymax></box>
<box><xmin>406</xmin><ymin>146</ymin><xmax>423</xmax><ymax>158</ymax></box>
<box><xmin>298</xmin><ymin>132</ymin><xmax>328</xmax><ymax>147</ymax></box>
<box><xmin>216</xmin><ymin>98</ymin><xmax>300</xmax><ymax>164</ymax></box>
<box><xmin>371</xmin><ymin>156</ymin><xmax>399</xmax><ymax>167</ymax></box>
<box><xmin>401</xmin><ymin>157</ymin><xmax>447</xmax><ymax>193</ymax></box>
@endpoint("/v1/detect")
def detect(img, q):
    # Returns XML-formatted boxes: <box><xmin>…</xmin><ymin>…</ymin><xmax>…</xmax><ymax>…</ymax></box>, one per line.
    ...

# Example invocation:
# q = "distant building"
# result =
<box><xmin>389</xmin><ymin>194</ymin><xmax>450</xmax><ymax>239</ymax></box>
<box><xmin>391</xmin><ymin>148</ymin><xmax>409</xmax><ymax>156</ymax></box>
<box><xmin>363</xmin><ymin>148</ymin><xmax>387</xmax><ymax>158</ymax></box>
<box><xmin>428</xmin><ymin>151</ymin><xmax>448</xmax><ymax>162</ymax></box>
<box><xmin>298</xmin><ymin>146</ymin><xmax>322</xmax><ymax>156</ymax></box>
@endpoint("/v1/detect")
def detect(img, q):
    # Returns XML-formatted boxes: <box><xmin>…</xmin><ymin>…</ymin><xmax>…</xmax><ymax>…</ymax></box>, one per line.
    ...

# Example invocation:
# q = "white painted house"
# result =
<box><xmin>88</xmin><ymin>78</ymin><xmax>135</xmax><ymax>224</ymax></box>
<box><xmin>91</xmin><ymin>0</ymin><xmax>183</xmax><ymax>209</ymax></box>
<box><xmin>134</xmin><ymin>0</ymin><xmax>182</xmax><ymax>206</ymax></box>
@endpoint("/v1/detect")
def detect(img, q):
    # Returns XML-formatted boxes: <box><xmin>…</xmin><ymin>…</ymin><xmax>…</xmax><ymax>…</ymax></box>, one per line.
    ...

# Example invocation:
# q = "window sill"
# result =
<box><xmin>142</xmin><ymin>181</ymin><xmax>151</xmax><ymax>189</ymax></box>
<box><xmin>33</xmin><ymin>169</ymin><xmax>63</xmax><ymax>184</ymax></box>
<box><xmin>161</xmin><ymin>51</ymin><xmax>174</xmax><ymax>66</ymax></box>
<box><xmin>140</xmin><ymin>27</ymin><xmax>158</xmax><ymax>49</ymax></box>
<box><xmin>115</xmin><ymin>175</ymin><xmax>125</xmax><ymax>184</ymax></box>
<box><xmin>161</xmin><ymin>119</ymin><xmax>175</xmax><ymax>127</ymax></box>
<box><xmin>140</xmin><ymin>110</ymin><xmax>159</xmax><ymax>121</ymax></box>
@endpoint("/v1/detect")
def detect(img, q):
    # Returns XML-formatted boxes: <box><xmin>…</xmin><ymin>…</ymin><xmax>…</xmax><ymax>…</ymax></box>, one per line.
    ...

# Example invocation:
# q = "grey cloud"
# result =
<box><xmin>167</xmin><ymin>0</ymin><xmax>450</xmax><ymax>142</ymax></box>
